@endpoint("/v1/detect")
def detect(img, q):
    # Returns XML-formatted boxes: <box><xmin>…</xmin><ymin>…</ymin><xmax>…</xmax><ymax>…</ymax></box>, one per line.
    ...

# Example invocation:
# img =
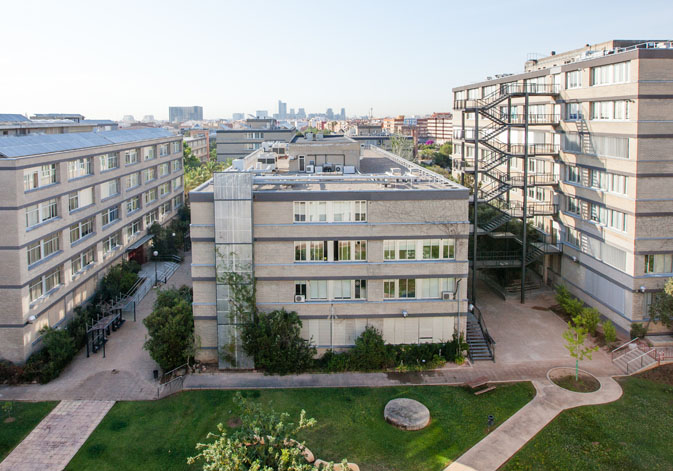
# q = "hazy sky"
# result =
<box><xmin>2</xmin><ymin>0</ymin><xmax>672</xmax><ymax>120</ymax></box>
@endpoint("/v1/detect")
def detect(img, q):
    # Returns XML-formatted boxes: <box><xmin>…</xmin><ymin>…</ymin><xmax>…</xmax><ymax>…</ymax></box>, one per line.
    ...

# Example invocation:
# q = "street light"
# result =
<box><xmin>153</xmin><ymin>250</ymin><xmax>159</xmax><ymax>286</ymax></box>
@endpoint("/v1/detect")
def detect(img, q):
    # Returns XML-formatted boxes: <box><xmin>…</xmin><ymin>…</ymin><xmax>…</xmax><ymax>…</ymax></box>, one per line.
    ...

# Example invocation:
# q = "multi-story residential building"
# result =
<box><xmin>190</xmin><ymin>139</ymin><xmax>470</xmax><ymax>368</ymax></box>
<box><xmin>451</xmin><ymin>39</ymin><xmax>673</xmax><ymax>333</ymax></box>
<box><xmin>426</xmin><ymin>112</ymin><xmax>453</xmax><ymax>144</ymax></box>
<box><xmin>169</xmin><ymin>106</ymin><xmax>203</xmax><ymax>123</ymax></box>
<box><xmin>216</xmin><ymin>118</ymin><xmax>296</xmax><ymax>161</ymax></box>
<box><xmin>383</xmin><ymin>116</ymin><xmax>405</xmax><ymax>134</ymax></box>
<box><xmin>185</xmin><ymin>134</ymin><xmax>209</xmax><ymax>162</ymax></box>
<box><xmin>0</xmin><ymin>128</ymin><xmax>185</xmax><ymax>363</ymax></box>
<box><xmin>1</xmin><ymin>114</ymin><xmax>117</xmax><ymax>136</ymax></box>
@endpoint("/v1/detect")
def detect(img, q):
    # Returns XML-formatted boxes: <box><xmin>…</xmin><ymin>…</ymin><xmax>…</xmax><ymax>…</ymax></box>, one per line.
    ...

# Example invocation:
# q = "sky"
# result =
<box><xmin>2</xmin><ymin>0</ymin><xmax>672</xmax><ymax>121</ymax></box>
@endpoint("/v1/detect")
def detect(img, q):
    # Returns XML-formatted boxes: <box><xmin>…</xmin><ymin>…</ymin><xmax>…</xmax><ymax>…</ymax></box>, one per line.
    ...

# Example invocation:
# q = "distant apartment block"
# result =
<box><xmin>1</xmin><ymin>114</ymin><xmax>117</xmax><ymax>136</ymax></box>
<box><xmin>232</xmin><ymin>113</ymin><xmax>245</xmax><ymax>121</ymax></box>
<box><xmin>216</xmin><ymin>118</ymin><xmax>295</xmax><ymax>161</ymax></box>
<box><xmin>426</xmin><ymin>112</ymin><xmax>453</xmax><ymax>144</ymax></box>
<box><xmin>169</xmin><ymin>106</ymin><xmax>203</xmax><ymax>123</ymax></box>
<box><xmin>190</xmin><ymin>137</ymin><xmax>469</xmax><ymax>367</ymax></box>
<box><xmin>0</xmin><ymin>128</ymin><xmax>185</xmax><ymax>363</ymax></box>
<box><xmin>451</xmin><ymin>39</ymin><xmax>673</xmax><ymax>333</ymax></box>
<box><xmin>185</xmin><ymin>133</ymin><xmax>210</xmax><ymax>162</ymax></box>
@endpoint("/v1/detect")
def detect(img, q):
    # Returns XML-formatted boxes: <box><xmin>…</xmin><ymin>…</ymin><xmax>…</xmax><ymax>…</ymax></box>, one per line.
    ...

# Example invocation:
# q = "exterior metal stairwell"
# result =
<box><xmin>479</xmin><ymin>212</ymin><xmax>512</xmax><ymax>233</ymax></box>
<box><xmin>466</xmin><ymin>305</ymin><xmax>495</xmax><ymax>362</ymax></box>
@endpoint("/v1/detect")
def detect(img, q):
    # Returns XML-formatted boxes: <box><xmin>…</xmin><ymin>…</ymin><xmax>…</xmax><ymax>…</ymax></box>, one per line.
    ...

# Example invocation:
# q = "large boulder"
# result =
<box><xmin>384</xmin><ymin>398</ymin><xmax>431</xmax><ymax>431</ymax></box>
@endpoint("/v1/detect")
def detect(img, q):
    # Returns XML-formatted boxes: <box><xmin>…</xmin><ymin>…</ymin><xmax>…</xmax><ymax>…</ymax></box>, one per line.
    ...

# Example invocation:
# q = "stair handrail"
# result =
<box><xmin>472</xmin><ymin>304</ymin><xmax>496</xmax><ymax>361</ymax></box>
<box><xmin>626</xmin><ymin>348</ymin><xmax>656</xmax><ymax>374</ymax></box>
<box><xmin>611</xmin><ymin>337</ymin><xmax>639</xmax><ymax>360</ymax></box>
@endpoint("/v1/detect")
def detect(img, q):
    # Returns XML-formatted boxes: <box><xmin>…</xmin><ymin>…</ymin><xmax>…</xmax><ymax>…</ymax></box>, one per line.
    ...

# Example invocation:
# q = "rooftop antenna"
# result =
<box><xmin>370</xmin><ymin>107</ymin><xmax>373</xmax><ymax>119</ymax></box>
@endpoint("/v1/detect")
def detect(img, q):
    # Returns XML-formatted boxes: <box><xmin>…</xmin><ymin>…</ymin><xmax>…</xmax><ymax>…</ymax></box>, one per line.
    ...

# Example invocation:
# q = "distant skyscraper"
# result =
<box><xmin>278</xmin><ymin>100</ymin><xmax>287</xmax><ymax>119</ymax></box>
<box><xmin>256</xmin><ymin>110</ymin><xmax>269</xmax><ymax>118</ymax></box>
<box><xmin>232</xmin><ymin>113</ymin><xmax>245</xmax><ymax>120</ymax></box>
<box><xmin>326</xmin><ymin>108</ymin><xmax>334</xmax><ymax>119</ymax></box>
<box><xmin>289</xmin><ymin>108</ymin><xmax>295</xmax><ymax>118</ymax></box>
<box><xmin>340</xmin><ymin>108</ymin><xmax>346</xmax><ymax>120</ymax></box>
<box><xmin>169</xmin><ymin>106</ymin><xmax>203</xmax><ymax>123</ymax></box>
<box><xmin>297</xmin><ymin>108</ymin><xmax>306</xmax><ymax>119</ymax></box>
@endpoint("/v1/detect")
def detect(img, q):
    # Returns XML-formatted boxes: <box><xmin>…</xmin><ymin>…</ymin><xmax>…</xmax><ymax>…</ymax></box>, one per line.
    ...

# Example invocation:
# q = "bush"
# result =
<box><xmin>349</xmin><ymin>326</ymin><xmax>393</xmax><ymax>371</ymax></box>
<box><xmin>241</xmin><ymin>309</ymin><xmax>316</xmax><ymax>375</ymax></box>
<box><xmin>143</xmin><ymin>286</ymin><xmax>194</xmax><ymax>371</ymax></box>
<box><xmin>23</xmin><ymin>327</ymin><xmax>77</xmax><ymax>383</ymax></box>
<box><xmin>577</xmin><ymin>307</ymin><xmax>600</xmax><ymax>336</ymax></box>
<box><xmin>555</xmin><ymin>285</ymin><xmax>585</xmax><ymax>319</ymax></box>
<box><xmin>98</xmin><ymin>261</ymin><xmax>139</xmax><ymax>301</ymax></box>
<box><xmin>630</xmin><ymin>322</ymin><xmax>648</xmax><ymax>339</ymax></box>
<box><xmin>602</xmin><ymin>319</ymin><xmax>617</xmax><ymax>344</ymax></box>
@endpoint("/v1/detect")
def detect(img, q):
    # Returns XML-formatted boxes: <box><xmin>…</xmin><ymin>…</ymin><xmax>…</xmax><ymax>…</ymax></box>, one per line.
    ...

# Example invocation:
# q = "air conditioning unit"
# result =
<box><xmin>335</xmin><ymin>165</ymin><xmax>343</xmax><ymax>173</ymax></box>
<box><xmin>305</xmin><ymin>164</ymin><xmax>314</xmax><ymax>173</ymax></box>
<box><xmin>294</xmin><ymin>295</ymin><xmax>306</xmax><ymax>303</ymax></box>
<box><xmin>441</xmin><ymin>291</ymin><xmax>454</xmax><ymax>301</ymax></box>
<box><xmin>315</xmin><ymin>166</ymin><xmax>323</xmax><ymax>173</ymax></box>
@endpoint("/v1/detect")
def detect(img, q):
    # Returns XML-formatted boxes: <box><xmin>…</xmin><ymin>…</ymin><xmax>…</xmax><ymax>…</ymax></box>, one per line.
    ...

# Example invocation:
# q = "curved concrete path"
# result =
<box><xmin>444</xmin><ymin>375</ymin><xmax>623</xmax><ymax>471</ymax></box>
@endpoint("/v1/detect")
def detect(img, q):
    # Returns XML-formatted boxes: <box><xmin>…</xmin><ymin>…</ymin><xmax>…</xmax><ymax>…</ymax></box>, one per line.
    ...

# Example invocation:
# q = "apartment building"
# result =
<box><xmin>0</xmin><ymin>128</ymin><xmax>185</xmax><ymax>363</ymax></box>
<box><xmin>426</xmin><ymin>112</ymin><xmax>453</xmax><ymax>144</ymax></box>
<box><xmin>169</xmin><ymin>106</ymin><xmax>203</xmax><ymax>123</ymax></box>
<box><xmin>216</xmin><ymin>118</ymin><xmax>296</xmax><ymax>161</ymax></box>
<box><xmin>190</xmin><ymin>140</ymin><xmax>469</xmax><ymax>368</ymax></box>
<box><xmin>382</xmin><ymin>116</ymin><xmax>405</xmax><ymax>135</ymax></box>
<box><xmin>1</xmin><ymin>114</ymin><xmax>118</xmax><ymax>136</ymax></box>
<box><xmin>185</xmin><ymin>134</ymin><xmax>209</xmax><ymax>162</ymax></box>
<box><xmin>451</xmin><ymin>39</ymin><xmax>673</xmax><ymax>332</ymax></box>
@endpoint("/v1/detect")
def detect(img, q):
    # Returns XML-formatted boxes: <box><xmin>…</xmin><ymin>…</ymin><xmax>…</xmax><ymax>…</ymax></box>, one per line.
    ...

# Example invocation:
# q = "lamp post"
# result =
<box><xmin>153</xmin><ymin>250</ymin><xmax>159</xmax><ymax>286</ymax></box>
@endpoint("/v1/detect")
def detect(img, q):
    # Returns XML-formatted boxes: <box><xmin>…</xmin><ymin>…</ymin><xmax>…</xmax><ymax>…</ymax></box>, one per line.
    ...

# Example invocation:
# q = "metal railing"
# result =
<box><xmin>611</xmin><ymin>338</ymin><xmax>640</xmax><ymax>361</ymax></box>
<box><xmin>626</xmin><ymin>348</ymin><xmax>657</xmax><ymax>374</ymax></box>
<box><xmin>472</xmin><ymin>304</ymin><xmax>495</xmax><ymax>361</ymax></box>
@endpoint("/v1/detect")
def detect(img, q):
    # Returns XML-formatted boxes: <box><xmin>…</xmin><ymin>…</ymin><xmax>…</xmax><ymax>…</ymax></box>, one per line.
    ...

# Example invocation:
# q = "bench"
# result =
<box><xmin>466</xmin><ymin>376</ymin><xmax>489</xmax><ymax>389</ymax></box>
<box><xmin>474</xmin><ymin>385</ymin><xmax>497</xmax><ymax>395</ymax></box>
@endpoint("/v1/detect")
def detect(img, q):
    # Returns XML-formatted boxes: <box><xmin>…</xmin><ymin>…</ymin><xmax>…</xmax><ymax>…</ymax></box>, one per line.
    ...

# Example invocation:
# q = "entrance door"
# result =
<box><xmin>129</xmin><ymin>246</ymin><xmax>145</xmax><ymax>265</ymax></box>
<box><xmin>299</xmin><ymin>155</ymin><xmax>305</xmax><ymax>172</ymax></box>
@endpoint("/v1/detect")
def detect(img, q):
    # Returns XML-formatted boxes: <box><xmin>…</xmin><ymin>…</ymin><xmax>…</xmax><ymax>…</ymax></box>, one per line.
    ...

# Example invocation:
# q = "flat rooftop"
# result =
<box><xmin>290</xmin><ymin>135</ymin><xmax>356</xmax><ymax>144</ymax></box>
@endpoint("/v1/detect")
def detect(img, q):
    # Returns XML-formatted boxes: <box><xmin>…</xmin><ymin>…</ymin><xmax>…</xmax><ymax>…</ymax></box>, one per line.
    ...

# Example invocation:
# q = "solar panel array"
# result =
<box><xmin>0</xmin><ymin>128</ymin><xmax>176</xmax><ymax>158</ymax></box>
<box><xmin>0</xmin><ymin>114</ymin><xmax>31</xmax><ymax>123</ymax></box>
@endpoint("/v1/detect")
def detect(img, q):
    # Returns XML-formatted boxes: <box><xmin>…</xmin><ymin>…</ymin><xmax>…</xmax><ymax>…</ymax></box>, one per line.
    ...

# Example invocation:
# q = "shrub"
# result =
<box><xmin>0</xmin><ymin>361</ymin><xmax>24</xmax><ymax>385</ymax></box>
<box><xmin>143</xmin><ymin>288</ymin><xmax>194</xmax><ymax>371</ymax></box>
<box><xmin>630</xmin><ymin>322</ymin><xmax>648</xmax><ymax>339</ymax></box>
<box><xmin>23</xmin><ymin>327</ymin><xmax>77</xmax><ymax>383</ymax></box>
<box><xmin>577</xmin><ymin>307</ymin><xmax>601</xmax><ymax>336</ymax></box>
<box><xmin>98</xmin><ymin>261</ymin><xmax>139</xmax><ymax>301</ymax></box>
<box><xmin>349</xmin><ymin>326</ymin><xmax>393</xmax><ymax>371</ymax></box>
<box><xmin>602</xmin><ymin>319</ymin><xmax>617</xmax><ymax>344</ymax></box>
<box><xmin>241</xmin><ymin>309</ymin><xmax>316</xmax><ymax>375</ymax></box>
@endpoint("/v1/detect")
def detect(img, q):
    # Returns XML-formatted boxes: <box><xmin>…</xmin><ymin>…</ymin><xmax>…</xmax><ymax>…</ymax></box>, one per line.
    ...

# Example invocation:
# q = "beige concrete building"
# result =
<box><xmin>426</xmin><ymin>112</ymin><xmax>453</xmax><ymax>144</ymax></box>
<box><xmin>1</xmin><ymin>113</ymin><xmax>117</xmax><ymax>136</ymax></box>
<box><xmin>0</xmin><ymin>128</ymin><xmax>185</xmax><ymax>363</ymax></box>
<box><xmin>190</xmin><ymin>140</ymin><xmax>470</xmax><ymax>368</ymax></box>
<box><xmin>216</xmin><ymin>118</ymin><xmax>296</xmax><ymax>161</ymax></box>
<box><xmin>185</xmin><ymin>134</ymin><xmax>209</xmax><ymax>163</ymax></box>
<box><xmin>451</xmin><ymin>39</ymin><xmax>673</xmax><ymax>333</ymax></box>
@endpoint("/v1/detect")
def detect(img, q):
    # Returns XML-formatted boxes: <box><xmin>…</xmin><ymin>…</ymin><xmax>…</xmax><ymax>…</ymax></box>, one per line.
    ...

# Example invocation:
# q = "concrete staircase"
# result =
<box><xmin>466</xmin><ymin>320</ymin><xmax>494</xmax><ymax>361</ymax></box>
<box><xmin>612</xmin><ymin>343</ymin><xmax>658</xmax><ymax>374</ymax></box>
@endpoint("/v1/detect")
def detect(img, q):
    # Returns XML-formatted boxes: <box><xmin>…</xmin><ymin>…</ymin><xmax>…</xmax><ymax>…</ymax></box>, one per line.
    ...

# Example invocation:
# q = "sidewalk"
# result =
<box><xmin>0</xmin><ymin>400</ymin><xmax>114</xmax><ymax>471</ymax></box>
<box><xmin>445</xmin><ymin>375</ymin><xmax>623</xmax><ymax>471</ymax></box>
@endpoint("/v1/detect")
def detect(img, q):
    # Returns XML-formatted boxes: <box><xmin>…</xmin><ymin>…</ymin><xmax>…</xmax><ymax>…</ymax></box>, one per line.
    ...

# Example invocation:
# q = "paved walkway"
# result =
<box><xmin>445</xmin><ymin>374</ymin><xmax>623</xmax><ymax>471</ymax></box>
<box><xmin>0</xmin><ymin>253</ymin><xmax>193</xmax><ymax>402</ymax></box>
<box><xmin>0</xmin><ymin>400</ymin><xmax>114</xmax><ymax>471</ymax></box>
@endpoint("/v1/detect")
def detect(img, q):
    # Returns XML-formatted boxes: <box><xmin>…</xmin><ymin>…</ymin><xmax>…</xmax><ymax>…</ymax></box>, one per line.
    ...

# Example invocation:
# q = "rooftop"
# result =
<box><xmin>0</xmin><ymin>128</ymin><xmax>176</xmax><ymax>158</ymax></box>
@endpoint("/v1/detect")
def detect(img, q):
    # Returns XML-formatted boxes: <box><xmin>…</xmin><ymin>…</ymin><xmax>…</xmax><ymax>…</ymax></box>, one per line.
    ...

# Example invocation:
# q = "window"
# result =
<box><xmin>398</xmin><ymin>240</ymin><xmax>416</xmax><ymax>260</ymax></box>
<box><xmin>398</xmin><ymin>279</ymin><xmax>416</xmax><ymax>298</ymax></box>
<box><xmin>101</xmin><ymin>179</ymin><xmax>119</xmax><ymax>199</ymax></box>
<box><xmin>423</xmin><ymin>239</ymin><xmax>441</xmax><ymax>259</ymax></box>
<box><xmin>565</xmin><ymin>227</ymin><xmax>580</xmax><ymax>247</ymax></box>
<box><xmin>126</xmin><ymin>196</ymin><xmax>140</xmax><ymax>214</ymax></box>
<box><xmin>101</xmin><ymin>206</ymin><xmax>119</xmax><ymax>226</ymax></box>
<box><xmin>29</xmin><ymin>267</ymin><xmax>61</xmax><ymax>302</ymax></box>
<box><xmin>103</xmin><ymin>232</ymin><xmax>121</xmax><ymax>255</ymax></box>
<box><xmin>172</xmin><ymin>176</ymin><xmax>182</xmax><ymax>190</ymax></box>
<box><xmin>294</xmin><ymin>241</ymin><xmax>307</xmax><ymax>261</ymax></box>
<box><xmin>172</xmin><ymin>159</ymin><xmax>182</xmax><ymax>172</ymax></box>
<box><xmin>355</xmin><ymin>280</ymin><xmax>367</xmax><ymax>299</ymax></box>
<box><xmin>143</xmin><ymin>146</ymin><xmax>155</xmax><ymax>161</ymax></box>
<box><xmin>443</xmin><ymin>240</ymin><xmax>455</xmax><ymax>259</ymax></box>
<box><xmin>593</xmin><ymin>135</ymin><xmax>629</xmax><ymax>159</ymax></box>
<box><xmin>309</xmin><ymin>280</ymin><xmax>327</xmax><ymax>300</ymax></box>
<box><xmin>333</xmin><ymin>280</ymin><xmax>351</xmax><ymax>299</ymax></box>
<box><xmin>420</xmin><ymin>278</ymin><xmax>455</xmax><ymax>298</ymax></box>
<box><xmin>645</xmin><ymin>254</ymin><xmax>673</xmax><ymax>274</ymax></box>
<box><xmin>332</xmin><ymin>201</ymin><xmax>351</xmax><ymax>222</ymax></box>
<box><xmin>159</xmin><ymin>162</ymin><xmax>170</xmax><ymax>177</ymax></box>
<box><xmin>124</xmin><ymin>149</ymin><xmax>139</xmax><ymax>165</ymax></box>
<box><xmin>144</xmin><ymin>188</ymin><xmax>158</xmax><ymax>205</ymax></box>
<box><xmin>158</xmin><ymin>182</ymin><xmax>170</xmax><ymax>197</ymax></box>
<box><xmin>99</xmin><ymin>153</ymin><xmax>119</xmax><ymax>171</ymax></box>
<box><xmin>26</xmin><ymin>199</ymin><xmax>58</xmax><ymax>228</ymax></box>
<box><xmin>244</xmin><ymin>143</ymin><xmax>261</xmax><ymax>150</ymax></box>
<box><xmin>589</xmin><ymin>203</ymin><xmax>606</xmax><ymax>224</ymax></box>
<box><xmin>591</xmin><ymin>61</ymin><xmax>630</xmax><ymax>86</ymax></box>
<box><xmin>566</xmin><ymin>70</ymin><xmax>582</xmax><ymax>89</ymax></box>
<box><xmin>590</xmin><ymin>101</ymin><xmax>629</xmax><ymax>121</ymax></box>
<box><xmin>71</xmin><ymin>247</ymin><xmax>95</xmax><ymax>277</ymax></box>
<box><xmin>68</xmin><ymin>157</ymin><xmax>92</xmax><ymax>179</ymax></box>
<box><xmin>383</xmin><ymin>280</ymin><xmax>396</xmax><ymax>299</ymax></box>
<box><xmin>354</xmin><ymin>240</ymin><xmax>366</xmax><ymax>261</ymax></box>
<box><xmin>126</xmin><ymin>172</ymin><xmax>140</xmax><ymax>189</ymax></box>
<box><xmin>566</xmin><ymin>166</ymin><xmax>581</xmax><ymax>184</ymax></box>
<box><xmin>126</xmin><ymin>219</ymin><xmax>142</xmax><ymax>240</ymax></box>
<box><xmin>69</xmin><ymin>187</ymin><xmax>94</xmax><ymax>212</ymax></box>
<box><xmin>384</xmin><ymin>240</ymin><xmax>396</xmax><ymax>260</ymax></box>
<box><xmin>294</xmin><ymin>202</ymin><xmax>306</xmax><ymax>222</ymax></box>
<box><xmin>589</xmin><ymin>169</ymin><xmax>608</xmax><ymax>190</ymax></box>
<box><xmin>70</xmin><ymin>218</ymin><xmax>94</xmax><ymax>243</ymax></box>
<box><xmin>354</xmin><ymin>201</ymin><xmax>367</xmax><ymax>222</ymax></box>
<box><xmin>310</xmin><ymin>241</ymin><xmax>326</xmax><ymax>261</ymax></box>
<box><xmin>562</xmin><ymin>133</ymin><xmax>582</xmax><ymax>153</ymax></box>
<box><xmin>295</xmin><ymin>281</ymin><xmax>307</xmax><ymax>298</ymax></box>
<box><xmin>337</xmin><ymin>241</ymin><xmax>350</xmax><ymax>261</ymax></box>
<box><xmin>566</xmin><ymin>196</ymin><xmax>581</xmax><ymax>215</ymax></box>
<box><xmin>24</xmin><ymin>164</ymin><xmax>56</xmax><ymax>191</ymax></box>
<box><xmin>245</xmin><ymin>132</ymin><xmax>264</xmax><ymax>139</ymax></box>
<box><xmin>565</xmin><ymin>103</ymin><xmax>581</xmax><ymax>121</ymax></box>
<box><xmin>467</xmin><ymin>88</ymin><xmax>479</xmax><ymax>100</ymax></box>
<box><xmin>159</xmin><ymin>200</ymin><xmax>172</xmax><ymax>218</ymax></box>
<box><xmin>27</xmin><ymin>234</ymin><xmax>60</xmax><ymax>266</ymax></box>
<box><xmin>173</xmin><ymin>194</ymin><xmax>183</xmax><ymax>209</ymax></box>
<box><xmin>607</xmin><ymin>209</ymin><xmax>626</xmax><ymax>232</ymax></box>
<box><xmin>159</xmin><ymin>144</ymin><xmax>169</xmax><ymax>157</ymax></box>
<box><xmin>143</xmin><ymin>167</ymin><xmax>157</xmax><ymax>183</ymax></box>
<box><xmin>144</xmin><ymin>209</ymin><xmax>158</xmax><ymax>226</ymax></box>
<box><xmin>172</xmin><ymin>141</ymin><xmax>181</xmax><ymax>153</ymax></box>
<box><xmin>609</xmin><ymin>173</ymin><xmax>627</xmax><ymax>195</ymax></box>
<box><xmin>308</xmin><ymin>202</ymin><xmax>327</xmax><ymax>222</ymax></box>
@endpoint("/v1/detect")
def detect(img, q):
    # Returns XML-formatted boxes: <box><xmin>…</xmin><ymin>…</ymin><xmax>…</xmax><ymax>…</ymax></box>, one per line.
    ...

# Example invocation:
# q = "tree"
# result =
<box><xmin>646</xmin><ymin>277</ymin><xmax>673</xmax><ymax>330</ymax></box>
<box><xmin>390</xmin><ymin>133</ymin><xmax>414</xmax><ymax>160</ymax></box>
<box><xmin>563</xmin><ymin>322</ymin><xmax>599</xmax><ymax>381</ymax></box>
<box><xmin>188</xmin><ymin>394</ymin><xmax>344</xmax><ymax>471</ymax></box>
<box><xmin>183</xmin><ymin>142</ymin><xmax>201</xmax><ymax>169</ymax></box>
<box><xmin>143</xmin><ymin>288</ymin><xmax>194</xmax><ymax>371</ymax></box>
<box><xmin>349</xmin><ymin>326</ymin><xmax>391</xmax><ymax>371</ymax></box>
<box><xmin>241</xmin><ymin>309</ymin><xmax>316</xmax><ymax>375</ymax></box>
<box><xmin>185</xmin><ymin>159</ymin><xmax>231</xmax><ymax>193</ymax></box>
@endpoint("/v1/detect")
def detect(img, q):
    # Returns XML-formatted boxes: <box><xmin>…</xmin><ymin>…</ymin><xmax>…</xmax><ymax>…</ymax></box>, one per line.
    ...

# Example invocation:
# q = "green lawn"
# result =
<box><xmin>0</xmin><ymin>401</ymin><xmax>57</xmax><ymax>460</ymax></box>
<box><xmin>502</xmin><ymin>375</ymin><xmax>673</xmax><ymax>471</ymax></box>
<box><xmin>66</xmin><ymin>383</ymin><xmax>535</xmax><ymax>471</ymax></box>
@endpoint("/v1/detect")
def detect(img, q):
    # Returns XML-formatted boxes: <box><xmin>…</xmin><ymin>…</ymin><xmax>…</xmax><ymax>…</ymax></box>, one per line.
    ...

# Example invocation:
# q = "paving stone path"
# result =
<box><xmin>0</xmin><ymin>400</ymin><xmax>114</xmax><ymax>471</ymax></box>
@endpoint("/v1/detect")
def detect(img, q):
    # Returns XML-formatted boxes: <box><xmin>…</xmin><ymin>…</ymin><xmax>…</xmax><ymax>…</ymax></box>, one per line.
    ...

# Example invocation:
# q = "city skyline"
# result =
<box><xmin>1</xmin><ymin>0</ymin><xmax>672</xmax><ymax>121</ymax></box>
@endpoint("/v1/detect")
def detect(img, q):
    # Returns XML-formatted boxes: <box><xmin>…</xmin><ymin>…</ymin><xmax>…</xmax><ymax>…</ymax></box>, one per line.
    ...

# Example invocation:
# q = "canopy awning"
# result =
<box><xmin>126</xmin><ymin>234</ymin><xmax>153</xmax><ymax>251</ymax></box>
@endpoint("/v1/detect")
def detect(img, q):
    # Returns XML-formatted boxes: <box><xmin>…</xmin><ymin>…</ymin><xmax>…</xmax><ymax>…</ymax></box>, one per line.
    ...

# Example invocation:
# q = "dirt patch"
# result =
<box><xmin>634</xmin><ymin>363</ymin><xmax>673</xmax><ymax>385</ymax></box>
<box><xmin>531</xmin><ymin>306</ymin><xmax>549</xmax><ymax>311</ymax></box>
<box><xmin>227</xmin><ymin>416</ymin><xmax>242</xmax><ymax>428</ymax></box>
<box><xmin>549</xmin><ymin>368</ymin><xmax>600</xmax><ymax>393</ymax></box>
<box><xmin>4</xmin><ymin>417</ymin><xmax>16</xmax><ymax>423</ymax></box>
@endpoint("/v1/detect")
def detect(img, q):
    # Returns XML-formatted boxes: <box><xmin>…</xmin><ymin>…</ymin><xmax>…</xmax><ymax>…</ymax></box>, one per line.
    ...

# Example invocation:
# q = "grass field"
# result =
<box><xmin>502</xmin><ymin>371</ymin><xmax>673</xmax><ymax>471</ymax></box>
<box><xmin>65</xmin><ymin>383</ymin><xmax>535</xmax><ymax>471</ymax></box>
<box><xmin>0</xmin><ymin>401</ymin><xmax>57</xmax><ymax>460</ymax></box>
